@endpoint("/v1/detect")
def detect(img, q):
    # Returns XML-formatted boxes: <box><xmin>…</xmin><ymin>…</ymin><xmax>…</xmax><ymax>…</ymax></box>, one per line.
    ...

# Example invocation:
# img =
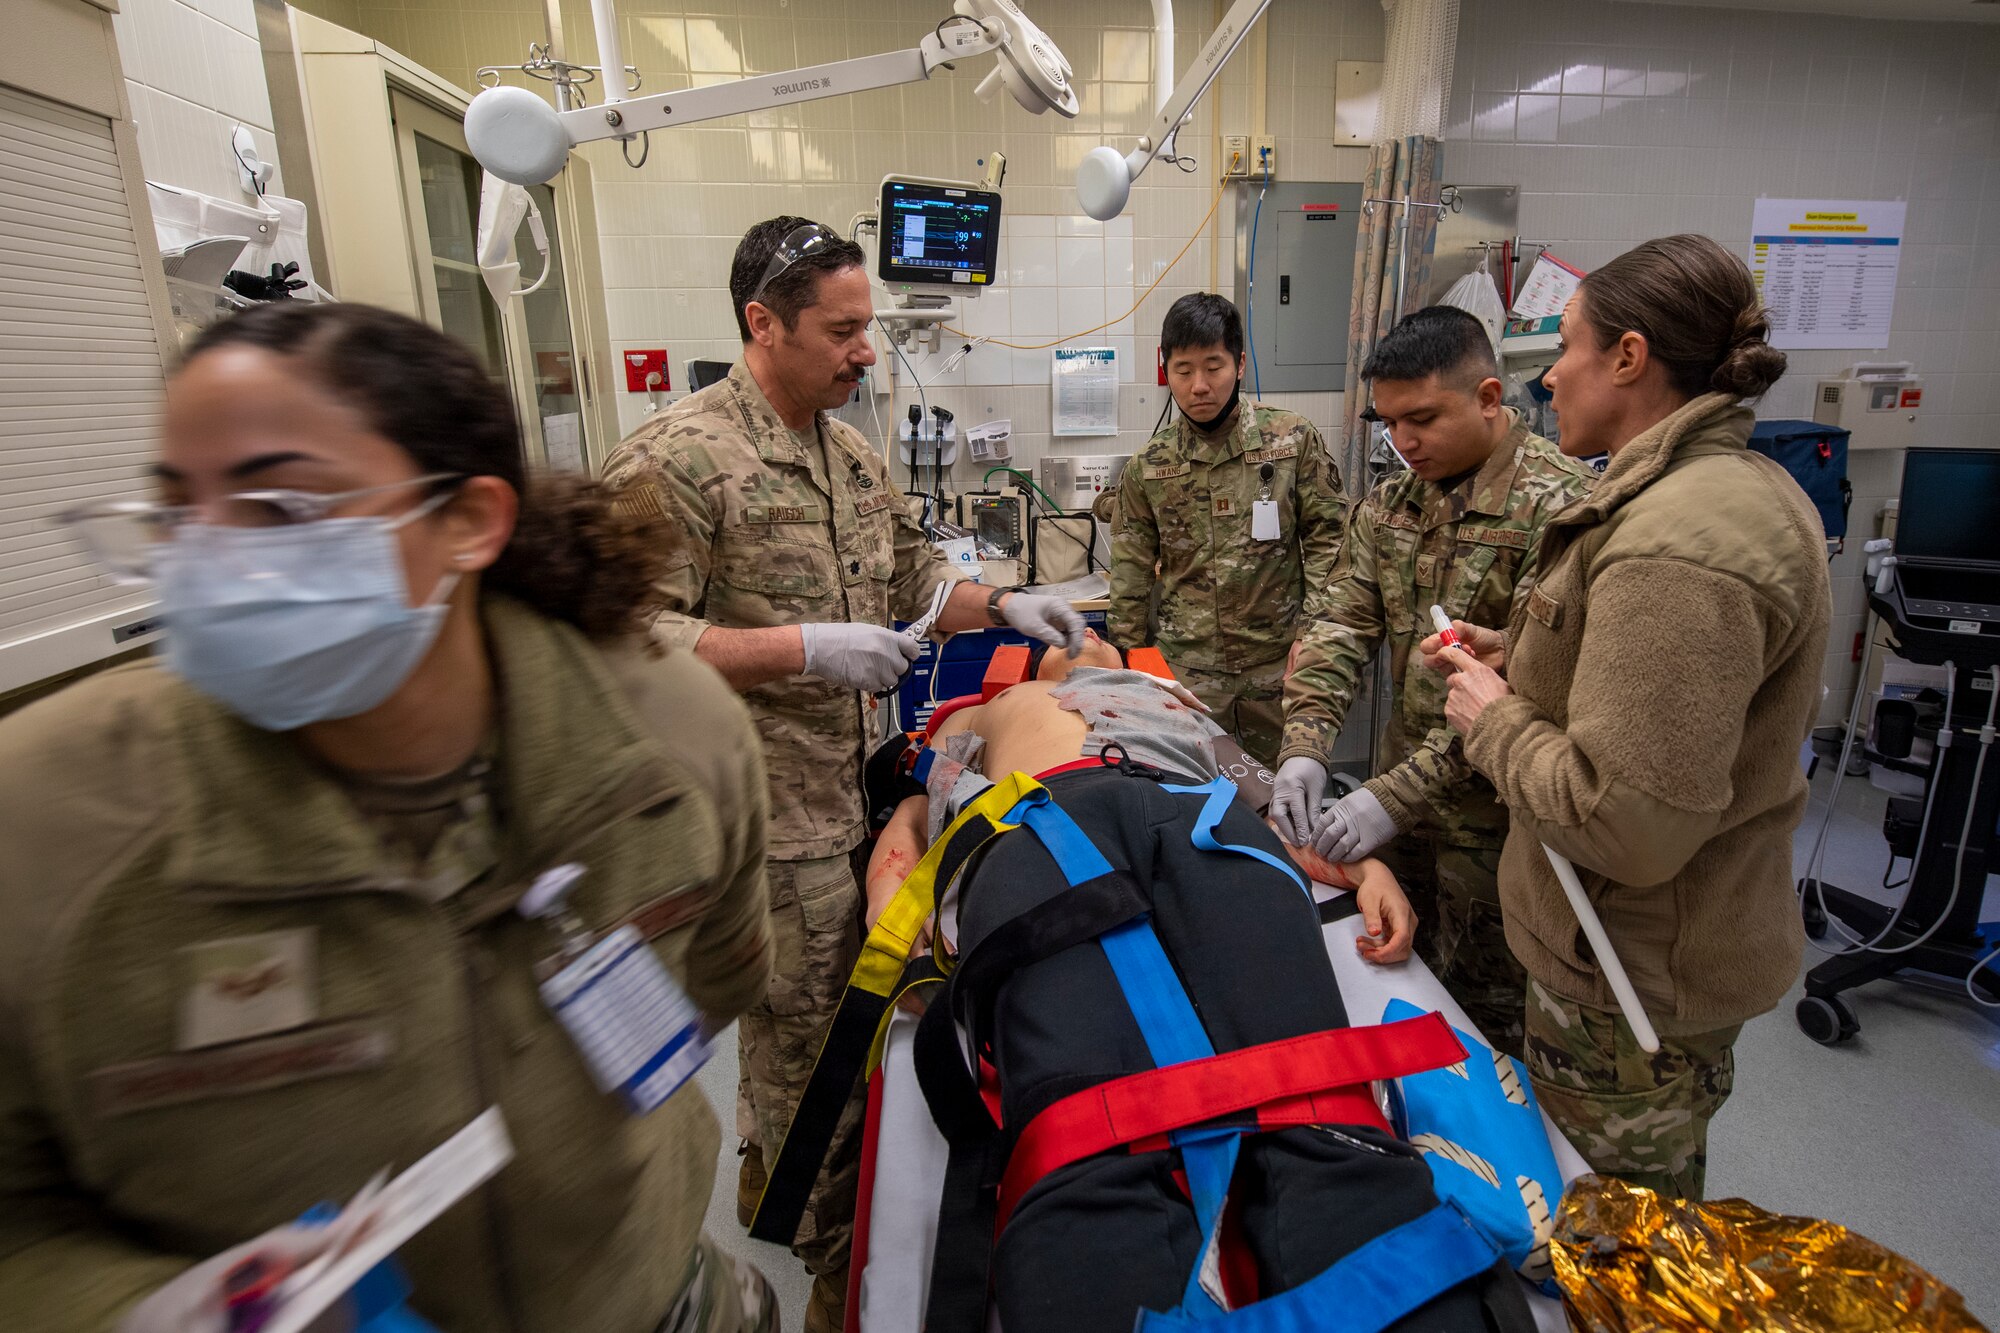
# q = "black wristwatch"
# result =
<box><xmin>985</xmin><ymin>584</ymin><xmax>1019</xmax><ymax>626</ymax></box>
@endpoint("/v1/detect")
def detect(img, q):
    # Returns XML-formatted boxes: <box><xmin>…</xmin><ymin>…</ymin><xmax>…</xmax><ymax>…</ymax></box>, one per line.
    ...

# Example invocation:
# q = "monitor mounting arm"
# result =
<box><xmin>469</xmin><ymin>0</ymin><xmax>1077</xmax><ymax>186</ymax></box>
<box><xmin>1075</xmin><ymin>0</ymin><xmax>1274</xmax><ymax>220</ymax></box>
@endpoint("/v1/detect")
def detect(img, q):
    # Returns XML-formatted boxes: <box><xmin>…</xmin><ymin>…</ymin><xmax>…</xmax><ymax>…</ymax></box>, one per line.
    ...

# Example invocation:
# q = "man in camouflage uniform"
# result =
<box><xmin>1109</xmin><ymin>294</ymin><xmax>1346</xmax><ymax>764</ymax></box>
<box><xmin>602</xmin><ymin>217</ymin><xmax>1084</xmax><ymax>1332</ymax></box>
<box><xmin>1270</xmin><ymin>307</ymin><xmax>1594</xmax><ymax>1052</ymax></box>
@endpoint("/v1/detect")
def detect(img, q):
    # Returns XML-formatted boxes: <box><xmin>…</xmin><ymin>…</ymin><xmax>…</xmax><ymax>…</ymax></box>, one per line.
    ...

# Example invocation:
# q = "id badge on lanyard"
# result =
<box><xmin>522</xmin><ymin>864</ymin><xmax>711</xmax><ymax>1116</ymax></box>
<box><xmin>1251</xmin><ymin>461</ymin><xmax>1281</xmax><ymax>542</ymax></box>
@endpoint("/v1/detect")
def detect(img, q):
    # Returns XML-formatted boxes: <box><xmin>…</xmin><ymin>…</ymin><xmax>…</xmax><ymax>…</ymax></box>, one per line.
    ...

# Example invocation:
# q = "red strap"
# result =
<box><xmin>1034</xmin><ymin>758</ymin><xmax>1107</xmax><ymax>780</ymax></box>
<box><xmin>845</xmin><ymin>1066</ymin><xmax>887</xmax><ymax>1333</ymax></box>
<box><xmin>924</xmin><ymin>694</ymin><xmax>986</xmax><ymax>740</ymax></box>
<box><xmin>996</xmin><ymin>1013</ymin><xmax>1466</xmax><ymax>1230</ymax></box>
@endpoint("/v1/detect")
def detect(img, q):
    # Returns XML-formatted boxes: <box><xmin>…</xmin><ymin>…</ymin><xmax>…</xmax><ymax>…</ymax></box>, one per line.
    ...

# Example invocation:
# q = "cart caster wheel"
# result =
<box><xmin>1799</xmin><ymin>886</ymin><xmax>1828</xmax><ymax>940</ymax></box>
<box><xmin>1796</xmin><ymin>994</ymin><xmax>1857</xmax><ymax>1046</ymax></box>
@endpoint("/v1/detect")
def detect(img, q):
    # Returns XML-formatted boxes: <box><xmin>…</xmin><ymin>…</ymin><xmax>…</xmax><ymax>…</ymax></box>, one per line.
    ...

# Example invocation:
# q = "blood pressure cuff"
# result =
<box><xmin>1382</xmin><ymin>997</ymin><xmax>1565</xmax><ymax>1291</ymax></box>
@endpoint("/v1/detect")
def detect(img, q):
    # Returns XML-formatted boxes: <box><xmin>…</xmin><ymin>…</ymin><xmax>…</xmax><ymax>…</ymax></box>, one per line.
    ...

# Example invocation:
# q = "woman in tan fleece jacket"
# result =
<box><xmin>1427</xmin><ymin>234</ymin><xmax>1830</xmax><ymax>1199</ymax></box>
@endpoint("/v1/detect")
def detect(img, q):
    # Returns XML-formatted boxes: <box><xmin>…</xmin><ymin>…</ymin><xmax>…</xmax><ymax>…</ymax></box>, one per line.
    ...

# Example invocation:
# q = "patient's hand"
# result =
<box><xmin>1348</xmin><ymin>859</ymin><xmax>1416</xmax><ymax>965</ymax></box>
<box><xmin>1270</xmin><ymin>823</ymin><xmax>1416</xmax><ymax>966</ymax></box>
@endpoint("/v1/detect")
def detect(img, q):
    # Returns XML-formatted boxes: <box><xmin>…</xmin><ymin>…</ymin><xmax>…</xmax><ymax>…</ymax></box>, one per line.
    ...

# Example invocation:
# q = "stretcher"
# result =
<box><xmin>763</xmin><ymin>648</ymin><xmax>1589</xmax><ymax>1329</ymax></box>
<box><xmin>848</xmin><ymin>886</ymin><xmax>1590</xmax><ymax>1333</ymax></box>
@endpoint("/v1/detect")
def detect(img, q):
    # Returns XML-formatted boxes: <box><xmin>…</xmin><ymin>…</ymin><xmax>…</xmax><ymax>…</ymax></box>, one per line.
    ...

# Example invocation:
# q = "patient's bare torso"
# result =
<box><xmin>934</xmin><ymin>668</ymin><xmax>1224</xmax><ymax>785</ymax></box>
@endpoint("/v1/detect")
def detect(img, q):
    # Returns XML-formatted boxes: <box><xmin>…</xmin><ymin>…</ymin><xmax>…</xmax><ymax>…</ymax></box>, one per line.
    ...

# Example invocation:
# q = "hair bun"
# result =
<box><xmin>1710</xmin><ymin>306</ymin><xmax>1786</xmax><ymax>399</ymax></box>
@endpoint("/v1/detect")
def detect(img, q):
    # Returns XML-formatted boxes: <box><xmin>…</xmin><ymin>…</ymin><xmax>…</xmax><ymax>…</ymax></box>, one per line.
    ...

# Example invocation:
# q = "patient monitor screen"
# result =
<box><xmin>1898</xmin><ymin>448</ymin><xmax>2000</xmax><ymax>564</ymax></box>
<box><xmin>878</xmin><ymin>178</ymin><xmax>1001</xmax><ymax>289</ymax></box>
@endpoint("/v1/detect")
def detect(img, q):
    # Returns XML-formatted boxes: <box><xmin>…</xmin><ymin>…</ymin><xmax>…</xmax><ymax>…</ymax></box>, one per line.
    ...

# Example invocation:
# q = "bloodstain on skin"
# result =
<box><xmin>1100</xmin><ymin>710</ymin><xmax>1119</xmax><ymax>719</ymax></box>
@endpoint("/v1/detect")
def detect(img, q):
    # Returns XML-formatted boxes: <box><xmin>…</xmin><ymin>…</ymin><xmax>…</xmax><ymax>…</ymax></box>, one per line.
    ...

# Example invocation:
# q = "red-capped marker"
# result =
<box><xmin>1430</xmin><ymin>604</ymin><xmax>1461</xmax><ymax>652</ymax></box>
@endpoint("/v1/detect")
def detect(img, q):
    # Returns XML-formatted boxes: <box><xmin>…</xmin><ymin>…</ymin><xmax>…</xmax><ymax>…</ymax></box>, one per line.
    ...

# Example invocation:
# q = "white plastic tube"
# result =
<box><xmin>1541</xmin><ymin>845</ymin><xmax>1661</xmax><ymax>1053</ymax></box>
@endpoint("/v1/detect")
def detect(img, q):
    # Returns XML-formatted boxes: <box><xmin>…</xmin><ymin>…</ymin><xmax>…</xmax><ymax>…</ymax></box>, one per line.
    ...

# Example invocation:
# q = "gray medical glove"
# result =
<box><xmin>1270</xmin><ymin>756</ymin><xmax>1329</xmax><ymax>847</ymax></box>
<box><xmin>799</xmin><ymin>622</ymin><xmax>922</xmax><ymax>693</ymax></box>
<box><xmin>1311</xmin><ymin>787</ymin><xmax>1399</xmax><ymax>865</ymax></box>
<box><xmin>999</xmin><ymin>593</ymin><xmax>1087</xmax><ymax>657</ymax></box>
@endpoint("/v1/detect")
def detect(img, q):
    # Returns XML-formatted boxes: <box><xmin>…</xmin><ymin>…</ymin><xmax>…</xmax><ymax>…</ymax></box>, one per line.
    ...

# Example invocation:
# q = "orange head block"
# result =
<box><xmin>982</xmin><ymin>644</ymin><xmax>1034</xmax><ymax>700</ymax></box>
<box><xmin>1126</xmin><ymin>646</ymin><xmax>1177</xmax><ymax>682</ymax></box>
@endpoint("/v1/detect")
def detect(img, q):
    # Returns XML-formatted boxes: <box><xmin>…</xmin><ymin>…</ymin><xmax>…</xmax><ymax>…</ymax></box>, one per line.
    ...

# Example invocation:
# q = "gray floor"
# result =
<box><xmin>698</xmin><ymin>764</ymin><xmax>2000</xmax><ymax>1331</ymax></box>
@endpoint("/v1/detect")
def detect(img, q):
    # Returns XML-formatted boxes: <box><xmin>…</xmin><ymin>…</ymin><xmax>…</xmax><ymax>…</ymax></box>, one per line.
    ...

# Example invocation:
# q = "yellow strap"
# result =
<box><xmin>851</xmin><ymin>771</ymin><xmax>1044</xmax><ymax>998</ymax></box>
<box><xmin>864</xmin><ymin>970</ymin><xmax>947</xmax><ymax>1076</ymax></box>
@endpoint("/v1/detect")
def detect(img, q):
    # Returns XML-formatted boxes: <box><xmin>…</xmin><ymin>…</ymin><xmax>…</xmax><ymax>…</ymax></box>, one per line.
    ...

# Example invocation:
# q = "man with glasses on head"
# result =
<box><xmin>603</xmin><ymin>216</ymin><xmax>1084</xmax><ymax>1333</ymax></box>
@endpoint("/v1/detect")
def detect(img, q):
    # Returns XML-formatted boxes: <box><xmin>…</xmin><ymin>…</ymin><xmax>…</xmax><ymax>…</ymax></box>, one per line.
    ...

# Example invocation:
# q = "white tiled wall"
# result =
<box><xmin>129</xmin><ymin>0</ymin><xmax>2000</xmax><ymax>722</ymax></box>
<box><xmin>112</xmin><ymin>0</ymin><xmax>285</xmax><ymax>202</ymax></box>
<box><xmin>334</xmin><ymin>0</ymin><xmax>1387</xmax><ymax>476</ymax></box>
<box><xmin>1441</xmin><ymin>0</ymin><xmax>2000</xmax><ymax>726</ymax></box>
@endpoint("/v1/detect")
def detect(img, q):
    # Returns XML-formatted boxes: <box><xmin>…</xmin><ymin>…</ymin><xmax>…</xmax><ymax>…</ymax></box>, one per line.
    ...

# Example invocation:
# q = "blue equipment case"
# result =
<box><xmin>1747</xmin><ymin>418</ymin><xmax>1852</xmax><ymax>550</ymax></box>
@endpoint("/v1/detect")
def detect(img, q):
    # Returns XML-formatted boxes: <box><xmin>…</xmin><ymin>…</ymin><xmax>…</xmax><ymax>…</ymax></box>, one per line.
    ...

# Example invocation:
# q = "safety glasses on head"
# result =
<box><xmin>60</xmin><ymin>472</ymin><xmax>464</xmax><ymax>584</ymax></box>
<box><xmin>751</xmin><ymin>223</ymin><xmax>840</xmax><ymax>307</ymax></box>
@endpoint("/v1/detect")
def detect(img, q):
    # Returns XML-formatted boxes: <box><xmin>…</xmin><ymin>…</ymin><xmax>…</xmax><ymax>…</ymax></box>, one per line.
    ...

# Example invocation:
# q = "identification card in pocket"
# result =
<box><xmin>540</xmin><ymin>926</ymin><xmax>710</xmax><ymax>1116</ymax></box>
<box><xmin>1250</xmin><ymin>498</ymin><xmax>1281</xmax><ymax>542</ymax></box>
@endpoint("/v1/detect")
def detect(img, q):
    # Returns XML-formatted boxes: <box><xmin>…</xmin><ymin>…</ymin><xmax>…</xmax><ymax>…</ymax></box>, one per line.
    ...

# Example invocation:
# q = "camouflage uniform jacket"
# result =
<box><xmin>1278</xmin><ymin>414</ymin><xmax>1593</xmax><ymax>843</ymax></box>
<box><xmin>1108</xmin><ymin>402</ymin><xmax>1346</xmax><ymax>672</ymax></box>
<box><xmin>603</xmin><ymin>361</ymin><xmax>961</xmax><ymax>861</ymax></box>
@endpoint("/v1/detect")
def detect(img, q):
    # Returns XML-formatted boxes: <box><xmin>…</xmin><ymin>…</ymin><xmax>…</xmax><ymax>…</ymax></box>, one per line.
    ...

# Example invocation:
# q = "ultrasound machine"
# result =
<box><xmin>1797</xmin><ymin>448</ymin><xmax>2000</xmax><ymax>1043</ymax></box>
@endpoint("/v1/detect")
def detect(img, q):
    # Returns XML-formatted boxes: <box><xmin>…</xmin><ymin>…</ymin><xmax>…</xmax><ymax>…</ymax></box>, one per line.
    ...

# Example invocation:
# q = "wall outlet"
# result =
<box><xmin>622</xmin><ymin>349</ymin><xmax>669</xmax><ymax>392</ymax></box>
<box><xmin>1252</xmin><ymin>137</ymin><xmax>1277</xmax><ymax>179</ymax></box>
<box><xmin>1222</xmin><ymin>135</ymin><xmax>1250</xmax><ymax>178</ymax></box>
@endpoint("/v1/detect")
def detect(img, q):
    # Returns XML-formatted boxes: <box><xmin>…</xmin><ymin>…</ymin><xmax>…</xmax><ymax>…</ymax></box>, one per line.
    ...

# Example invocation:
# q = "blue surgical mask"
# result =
<box><xmin>158</xmin><ymin>507</ymin><xmax>457</xmax><ymax>732</ymax></box>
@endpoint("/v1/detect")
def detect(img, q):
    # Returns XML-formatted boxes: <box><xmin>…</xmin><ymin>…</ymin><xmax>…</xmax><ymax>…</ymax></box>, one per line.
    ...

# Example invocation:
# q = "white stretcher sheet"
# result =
<box><xmin>855</xmin><ymin>880</ymin><xmax>1590</xmax><ymax>1333</ymax></box>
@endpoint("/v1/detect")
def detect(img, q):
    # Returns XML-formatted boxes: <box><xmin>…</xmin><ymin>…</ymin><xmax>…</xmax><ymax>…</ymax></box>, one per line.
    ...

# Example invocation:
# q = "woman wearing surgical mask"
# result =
<box><xmin>0</xmin><ymin>303</ymin><xmax>778</xmax><ymax>1333</ymax></box>
<box><xmin>1421</xmin><ymin>235</ymin><xmax>1831</xmax><ymax>1200</ymax></box>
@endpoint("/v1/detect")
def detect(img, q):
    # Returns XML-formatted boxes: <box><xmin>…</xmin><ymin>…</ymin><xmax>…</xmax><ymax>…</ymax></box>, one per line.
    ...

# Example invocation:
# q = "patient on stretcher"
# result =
<box><xmin>856</xmin><ymin>632</ymin><xmax>1528</xmax><ymax>1332</ymax></box>
<box><xmin>864</xmin><ymin>627</ymin><xmax>1416</xmax><ymax>965</ymax></box>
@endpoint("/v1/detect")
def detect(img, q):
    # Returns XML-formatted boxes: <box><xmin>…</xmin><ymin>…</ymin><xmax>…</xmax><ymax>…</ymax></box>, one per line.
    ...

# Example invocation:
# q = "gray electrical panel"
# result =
<box><xmin>1231</xmin><ymin>181</ymin><xmax>1362</xmax><ymax>393</ymax></box>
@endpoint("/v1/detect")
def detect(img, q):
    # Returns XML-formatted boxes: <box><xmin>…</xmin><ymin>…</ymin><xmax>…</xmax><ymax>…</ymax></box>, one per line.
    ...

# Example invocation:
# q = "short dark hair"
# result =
<box><xmin>730</xmin><ymin>215</ymin><xmax>866</xmax><ymax>342</ymax></box>
<box><xmin>1361</xmin><ymin>305</ymin><xmax>1498</xmax><ymax>387</ymax></box>
<box><xmin>1161</xmin><ymin>293</ymin><xmax>1243</xmax><ymax>360</ymax></box>
<box><xmin>184</xmin><ymin>302</ymin><xmax>675</xmax><ymax>638</ymax></box>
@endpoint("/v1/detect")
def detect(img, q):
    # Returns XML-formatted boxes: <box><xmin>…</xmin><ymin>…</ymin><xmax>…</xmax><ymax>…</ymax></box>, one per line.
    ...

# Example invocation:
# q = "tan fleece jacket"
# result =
<box><xmin>1464</xmin><ymin>393</ymin><xmax>1830</xmax><ymax>1032</ymax></box>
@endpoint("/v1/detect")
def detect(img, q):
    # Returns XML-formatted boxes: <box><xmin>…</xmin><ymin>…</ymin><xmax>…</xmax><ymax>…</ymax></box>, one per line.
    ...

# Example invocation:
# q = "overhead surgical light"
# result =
<box><xmin>1075</xmin><ymin>0</ymin><xmax>1274</xmax><ymax>221</ymax></box>
<box><xmin>466</xmin><ymin>0</ymin><xmax>1077</xmax><ymax>187</ymax></box>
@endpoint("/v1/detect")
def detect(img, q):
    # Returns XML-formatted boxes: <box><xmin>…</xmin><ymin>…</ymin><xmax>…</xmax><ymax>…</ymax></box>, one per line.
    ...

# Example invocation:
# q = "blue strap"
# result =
<box><xmin>1135</xmin><ymin>1202</ymin><xmax>1500</xmax><ymax>1333</ymax></box>
<box><xmin>1008</xmin><ymin>791</ymin><xmax>1238</xmax><ymax>1318</ymax></box>
<box><xmin>1162</xmin><ymin>777</ymin><xmax>1308</xmax><ymax>895</ymax></box>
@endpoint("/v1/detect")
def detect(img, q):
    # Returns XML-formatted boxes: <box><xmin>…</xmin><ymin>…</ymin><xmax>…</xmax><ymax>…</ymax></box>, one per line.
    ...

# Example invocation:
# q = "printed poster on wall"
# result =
<box><xmin>1052</xmin><ymin>346</ymin><xmax>1119</xmax><ymax>437</ymax></box>
<box><xmin>1748</xmin><ymin>199</ymin><xmax>1906</xmax><ymax>350</ymax></box>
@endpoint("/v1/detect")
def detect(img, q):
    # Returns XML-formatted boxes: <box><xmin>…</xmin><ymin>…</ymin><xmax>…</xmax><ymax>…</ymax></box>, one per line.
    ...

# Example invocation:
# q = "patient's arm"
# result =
<box><xmin>867</xmin><ymin>794</ymin><xmax>938</xmax><ymax>1014</ymax></box>
<box><xmin>1273</xmin><ymin>828</ymin><xmax>1416</xmax><ymax>967</ymax></box>
<box><xmin>866</xmin><ymin>794</ymin><xmax>930</xmax><ymax>929</ymax></box>
<box><xmin>1283</xmin><ymin>838</ymin><xmax>1357</xmax><ymax>890</ymax></box>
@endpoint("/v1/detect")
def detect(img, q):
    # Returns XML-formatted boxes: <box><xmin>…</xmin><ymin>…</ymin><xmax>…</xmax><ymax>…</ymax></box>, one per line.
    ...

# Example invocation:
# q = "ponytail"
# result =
<box><xmin>1578</xmin><ymin>234</ymin><xmax>1787</xmax><ymax>402</ymax></box>
<box><xmin>487</xmin><ymin>474</ymin><xmax>673</xmax><ymax>636</ymax></box>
